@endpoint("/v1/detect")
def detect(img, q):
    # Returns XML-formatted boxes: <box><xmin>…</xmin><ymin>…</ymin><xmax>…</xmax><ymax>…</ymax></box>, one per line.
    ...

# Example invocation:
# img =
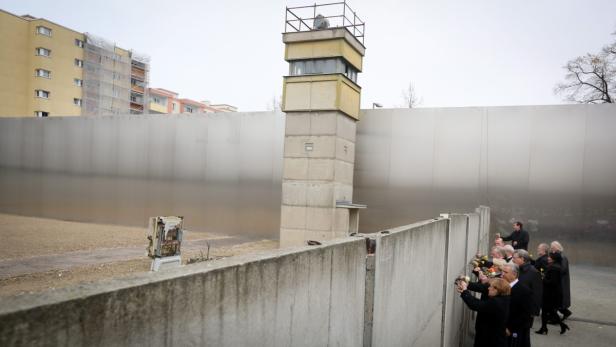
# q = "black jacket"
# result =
<box><xmin>518</xmin><ymin>262</ymin><xmax>543</xmax><ymax>315</ymax></box>
<box><xmin>467</xmin><ymin>281</ymin><xmax>489</xmax><ymax>344</ymax></box>
<box><xmin>508</xmin><ymin>282</ymin><xmax>534</xmax><ymax>332</ymax></box>
<box><xmin>534</xmin><ymin>254</ymin><xmax>548</xmax><ymax>274</ymax></box>
<box><xmin>501</xmin><ymin>229</ymin><xmax>529</xmax><ymax>250</ymax></box>
<box><xmin>560</xmin><ymin>254</ymin><xmax>571</xmax><ymax>308</ymax></box>
<box><xmin>461</xmin><ymin>290</ymin><xmax>510</xmax><ymax>347</ymax></box>
<box><xmin>542</xmin><ymin>263</ymin><xmax>563</xmax><ymax>311</ymax></box>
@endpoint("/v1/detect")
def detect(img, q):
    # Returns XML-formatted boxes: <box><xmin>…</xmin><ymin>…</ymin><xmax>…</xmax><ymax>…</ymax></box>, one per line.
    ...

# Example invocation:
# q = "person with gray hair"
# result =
<box><xmin>502</xmin><ymin>263</ymin><xmax>533</xmax><ymax>347</ymax></box>
<box><xmin>513</xmin><ymin>249</ymin><xmax>543</xmax><ymax>319</ymax></box>
<box><xmin>550</xmin><ymin>241</ymin><xmax>572</xmax><ymax>320</ymax></box>
<box><xmin>503</xmin><ymin>245</ymin><xmax>515</xmax><ymax>263</ymax></box>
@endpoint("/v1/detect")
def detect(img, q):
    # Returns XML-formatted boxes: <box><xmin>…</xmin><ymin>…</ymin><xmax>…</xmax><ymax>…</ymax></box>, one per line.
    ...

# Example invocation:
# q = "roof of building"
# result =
<box><xmin>0</xmin><ymin>9</ymin><xmax>84</xmax><ymax>35</ymax></box>
<box><xmin>149</xmin><ymin>88</ymin><xmax>178</xmax><ymax>98</ymax></box>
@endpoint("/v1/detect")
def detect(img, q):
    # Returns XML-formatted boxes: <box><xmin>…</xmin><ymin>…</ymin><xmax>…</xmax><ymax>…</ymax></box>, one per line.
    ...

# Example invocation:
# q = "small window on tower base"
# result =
<box><xmin>34</xmin><ymin>111</ymin><xmax>49</xmax><ymax>117</ymax></box>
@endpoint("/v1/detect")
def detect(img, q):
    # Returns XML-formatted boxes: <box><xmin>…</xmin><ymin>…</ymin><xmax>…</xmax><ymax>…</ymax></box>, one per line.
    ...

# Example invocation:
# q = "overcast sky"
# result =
<box><xmin>2</xmin><ymin>0</ymin><xmax>615</xmax><ymax>111</ymax></box>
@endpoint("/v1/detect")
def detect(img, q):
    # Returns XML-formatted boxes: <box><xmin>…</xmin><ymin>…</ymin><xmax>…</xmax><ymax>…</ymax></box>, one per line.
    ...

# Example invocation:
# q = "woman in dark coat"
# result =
<box><xmin>457</xmin><ymin>277</ymin><xmax>511</xmax><ymax>347</ymax></box>
<box><xmin>536</xmin><ymin>252</ymin><xmax>570</xmax><ymax>335</ymax></box>
<box><xmin>551</xmin><ymin>241</ymin><xmax>572</xmax><ymax>319</ymax></box>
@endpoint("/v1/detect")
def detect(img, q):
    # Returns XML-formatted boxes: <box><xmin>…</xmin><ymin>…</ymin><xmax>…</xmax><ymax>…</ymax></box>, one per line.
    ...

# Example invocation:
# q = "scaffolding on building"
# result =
<box><xmin>129</xmin><ymin>51</ymin><xmax>150</xmax><ymax>115</ymax></box>
<box><xmin>82</xmin><ymin>33</ymin><xmax>150</xmax><ymax>116</ymax></box>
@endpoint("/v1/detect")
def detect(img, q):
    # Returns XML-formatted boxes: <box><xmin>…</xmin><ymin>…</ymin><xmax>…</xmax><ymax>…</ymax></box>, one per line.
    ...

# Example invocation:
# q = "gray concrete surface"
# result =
<box><xmin>370</xmin><ymin>219</ymin><xmax>449</xmax><ymax>346</ymax></box>
<box><xmin>1</xmin><ymin>105</ymin><xmax>615</xmax><ymax>266</ymax></box>
<box><xmin>532</xmin><ymin>264</ymin><xmax>616</xmax><ymax>347</ymax></box>
<box><xmin>443</xmin><ymin>214</ymin><xmax>472</xmax><ymax>347</ymax></box>
<box><xmin>0</xmin><ymin>238</ymin><xmax>367</xmax><ymax>347</ymax></box>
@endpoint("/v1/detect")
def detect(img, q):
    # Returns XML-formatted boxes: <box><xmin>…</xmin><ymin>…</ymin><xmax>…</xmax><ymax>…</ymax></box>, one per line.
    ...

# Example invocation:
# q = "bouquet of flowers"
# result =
<box><xmin>484</xmin><ymin>265</ymin><xmax>502</xmax><ymax>278</ymax></box>
<box><xmin>454</xmin><ymin>274</ymin><xmax>471</xmax><ymax>285</ymax></box>
<box><xmin>470</xmin><ymin>254</ymin><xmax>493</xmax><ymax>269</ymax></box>
<box><xmin>470</xmin><ymin>254</ymin><xmax>502</xmax><ymax>278</ymax></box>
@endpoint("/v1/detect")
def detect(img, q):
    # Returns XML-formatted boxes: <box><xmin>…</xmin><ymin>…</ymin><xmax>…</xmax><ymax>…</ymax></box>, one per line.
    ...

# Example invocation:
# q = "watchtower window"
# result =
<box><xmin>289</xmin><ymin>58</ymin><xmax>358</xmax><ymax>83</ymax></box>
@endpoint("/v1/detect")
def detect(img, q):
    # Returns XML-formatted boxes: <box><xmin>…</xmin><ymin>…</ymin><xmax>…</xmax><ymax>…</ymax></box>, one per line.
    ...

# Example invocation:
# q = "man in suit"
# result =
<box><xmin>513</xmin><ymin>250</ymin><xmax>543</xmax><ymax>316</ymax></box>
<box><xmin>502</xmin><ymin>263</ymin><xmax>534</xmax><ymax>347</ymax></box>
<box><xmin>498</xmin><ymin>221</ymin><xmax>530</xmax><ymax>250</ymax></box>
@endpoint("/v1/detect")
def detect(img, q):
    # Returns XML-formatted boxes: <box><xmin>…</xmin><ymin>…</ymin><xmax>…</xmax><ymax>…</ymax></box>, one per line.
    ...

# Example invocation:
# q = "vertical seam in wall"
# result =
<box><xmin>326</xmin><ymin>248</ymin><xmax>334</xmax><ymax>347</ymax></box>
<box><xmin>440</xmin><ymin>219</ymin><xmax>450</xmax><ymax>347</ymax></box>
<box><xmin>461</xmin><ymin>215</ymin><xmax>471</xmax><ymax>347</ymax></box>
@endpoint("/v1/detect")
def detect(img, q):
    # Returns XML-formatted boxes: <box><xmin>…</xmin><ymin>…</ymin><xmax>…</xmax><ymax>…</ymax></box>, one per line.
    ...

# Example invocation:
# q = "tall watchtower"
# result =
<box><xmin>280</xmin><ymin>2</ymin><xmax>366</xmax><ymax>247</ymax></box>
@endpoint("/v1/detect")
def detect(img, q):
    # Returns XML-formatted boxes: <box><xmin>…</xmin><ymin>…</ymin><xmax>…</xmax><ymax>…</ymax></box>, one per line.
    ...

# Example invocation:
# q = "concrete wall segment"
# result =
<box><xmin>370</xmin><ymin>218</ymin><xmax>449</xmax><ymax>346</ymax></box>
<box><xmin>0</xmin><ymin>238</ymin><xmax>367</xmax><ymax>347</ymax></box>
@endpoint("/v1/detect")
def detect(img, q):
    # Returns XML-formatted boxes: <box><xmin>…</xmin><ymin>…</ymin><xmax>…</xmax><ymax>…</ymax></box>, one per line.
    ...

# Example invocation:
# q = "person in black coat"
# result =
<box><xmin>457</xmin><ymin>277</ymin><xmax>511</xmax><ymax>347</ymax></box>
<box><xmin>502</xmin><ymin>263</ymin><xmax>534</xmax><ymax>347</ymax></box>
<box><xmin>536</xmin><ymin>252</ymin><xmax>570</xmax><ymax>335</ymax></box>
<box><xmin>534</xmin><ymin>243</ymin><xmax>549</xmax><ymax>274</ymax></box>
<box><xmin>513</xmin><ymin>249</ymin><xmax>543</xmax><ymax>316</ymax></box>
<box><xmin>551</xmin><ymin>241</ymin><xmax>572</xmax><ymax>319</ymax></box>
<box><xmin>498</xmin><ymin>221</ymin><xmax>530</xmax><ymax>250</ymax></box>
<box><xmin>467</xmin><ymin>268</ymin><xmax>491</xmax><ymax>345</ymax></box>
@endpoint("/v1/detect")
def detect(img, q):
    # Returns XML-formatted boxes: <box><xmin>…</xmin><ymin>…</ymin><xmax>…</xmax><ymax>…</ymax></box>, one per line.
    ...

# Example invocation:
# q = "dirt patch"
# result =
<box><xmin>0</xmin><ymin>213</ymin><xmax>218</xmax><ymax>261</ymax></box>
<box><xmin>0</xmin><ymin>213</ymin><xmax>278</xmax><ymax>297</ymax></box>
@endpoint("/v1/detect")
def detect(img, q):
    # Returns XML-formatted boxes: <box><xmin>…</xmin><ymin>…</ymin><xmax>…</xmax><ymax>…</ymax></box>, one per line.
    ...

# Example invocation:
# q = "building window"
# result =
<box><xmin>185</xmin><ymin>105</ymin><xmax>194</xmax><ymax>113</ymax></box>
<box><xmin>35</xmin><ymin>47</ymin><xmax>51</xmax><ymax>57</ymax></box>
<box><xmin>34</xmin><ymin>111</ymin><xmax>49</xmax><ymax>117</ymax></box>
<box><xmin>74</xmin><ymin>59</ymin><xmax>83</xmax><ymax>68</ymax></box>
<box><xmin>74</xmin><ymin>78</ymin><xmax>83</xmax><ymax>87</ymax></box>
<box><xmin>73</xmin><ymin>98</ymin><xmax>82</xmax><ymax>107</ymax></box>
<box><xmin>35</xmin><ymin>90</ymin><xmax>50</xmax><ymax>99</ymax></box>
<box><xmin>36</xmin><ymin>26</ymin><xmax>52</xmax><ymax>36</ymax></box>
<box><xmin>151</xmin><ymin>96</ymin><xmax>167</xmax><ymax>106</ymax></box>
<box><xmin>75</xmin><ymin>38</ymin><xmax>84</xmax><ymax>48</ymax></box>
<box><xmin>35</xmin><ymin>69</ymin><xmax>51</xmax><ymax>78</ymax></box>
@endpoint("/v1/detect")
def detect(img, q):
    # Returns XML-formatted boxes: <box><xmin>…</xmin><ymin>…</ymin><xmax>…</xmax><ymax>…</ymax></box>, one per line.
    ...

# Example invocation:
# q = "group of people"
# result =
<box><xmin>455</xmin><ymin>222</ymin><xmax>572</xmax><ymax>347</ymax></box>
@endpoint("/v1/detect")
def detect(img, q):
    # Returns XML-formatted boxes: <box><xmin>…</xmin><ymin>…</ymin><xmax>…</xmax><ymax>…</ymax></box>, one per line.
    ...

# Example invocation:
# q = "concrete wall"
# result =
<box><xmin>0</xmin><ymin>207</ymin><xmax>489</xmax><ymax>347</ymax></box>
<box><xmin>1</xmin><ymin>104</ymin><xmax>613</xmax><ymax>264</ymax></box>
<box><xmin>364</xmin><ymin>206</ymin><xmax>489</xmax><ymax>347</ymax></box>
<box><xmin>355</xmin><ymin>104</ymin><xmax>616</xmax><ymax>266</ymax></box>
<box><xmin>0</xmin><ymin>238</ymin><xmax>367</xmax><ymax>347</ymax></box>
<box><xmin>370</xmin><ymin>219</ymin><xmax>449</xmax><ymax>346</ymax></box>
<box><xmin>0</xmin><ymin>112</ymin><xmax>284</xmax><ymax>238</ymax></box>
<box><xmin>443</xmin><ymin>214</ymin><xmax>471</xmax><ymax>347</ymax></box>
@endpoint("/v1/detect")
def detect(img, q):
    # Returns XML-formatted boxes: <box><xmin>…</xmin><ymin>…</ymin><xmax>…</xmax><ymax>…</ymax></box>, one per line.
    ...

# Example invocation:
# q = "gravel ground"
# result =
<box><xmin>0</xmin><ymin>213</ymin><xmax>277</xmax><ymax>296</ymax></box>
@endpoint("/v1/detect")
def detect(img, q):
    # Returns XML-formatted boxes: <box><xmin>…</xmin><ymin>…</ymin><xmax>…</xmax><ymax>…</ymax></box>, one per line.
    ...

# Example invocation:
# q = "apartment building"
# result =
<box><xmin>0</xmin><ymin>9</ymin><xmax>149</xmax><ymax>117</ymax></box>
<box><xmin>149</xmin><ymin>88</ymin><xmax>237</xmax><ymax>114</ymax></box>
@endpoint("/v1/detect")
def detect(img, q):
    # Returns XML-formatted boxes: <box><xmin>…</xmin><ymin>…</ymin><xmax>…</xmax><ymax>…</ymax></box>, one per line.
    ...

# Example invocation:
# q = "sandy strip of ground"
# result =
<box><xmin>0</xmin><ymin>213</ymin><xmax>278</xmax><ymax>296</ymax></box>
<box><xmin>0</xmin><ymin>213</ymin><xmax>221</xmax><ymax>261</ymax></box>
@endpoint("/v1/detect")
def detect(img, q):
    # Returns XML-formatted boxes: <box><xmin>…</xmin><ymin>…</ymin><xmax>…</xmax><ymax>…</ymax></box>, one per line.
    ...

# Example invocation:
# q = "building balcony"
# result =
<box><xmin>131</xmin><ymin>85</ymin><xmax>145</xmax><ymax>94</ymax></box>
<box><xmin>149</xmin><ymin>102</ymin><xmax>167</xmax><ymax>114</ymax></box>
<box><xmin>130</xmin><ymin>102</ymin><xmax>144</xmax><ymax>111</ymax></box>
<box><xmin>131</xmin><ymin>69</ymin><xmax>145</xmax><ymax>80</ymax></box>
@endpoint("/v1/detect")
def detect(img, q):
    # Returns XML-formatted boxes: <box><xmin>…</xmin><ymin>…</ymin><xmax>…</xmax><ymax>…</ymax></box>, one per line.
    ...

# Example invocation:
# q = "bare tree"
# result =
<box><xmin>555</xmin><ymin>33</ymin><xmax>615</xmax><ymax>104</ymax></box>
<box><xmin>402</xmin><ymin>82</ymin><xmax>422</xmax><ymax>108</ymax></box>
